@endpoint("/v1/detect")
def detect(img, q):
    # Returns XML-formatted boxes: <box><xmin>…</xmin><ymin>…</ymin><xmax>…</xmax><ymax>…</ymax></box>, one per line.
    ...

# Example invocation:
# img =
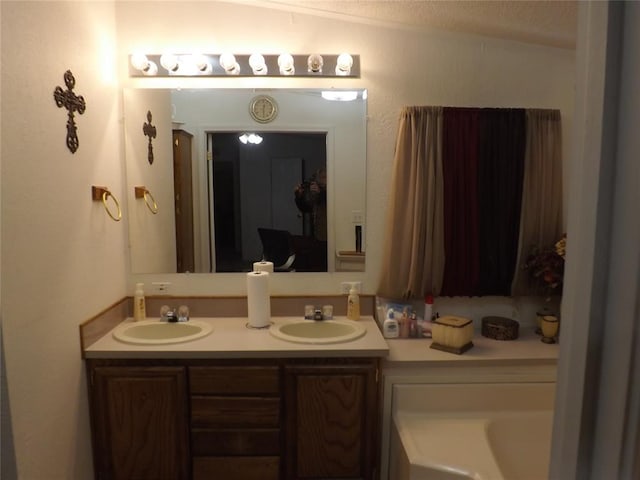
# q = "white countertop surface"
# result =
<box><xmin>384</xmin><ymin>329</ymin><xmax>558</xmax><ymax>365</ymax></box>
<box><xmin>85</xmin><ymin>316</ymin><xmax>389</xmax><ymax>359</ymax></box>
<box><xmin>85</xmin><ymin>315</ymin><xmax>558</xmax><ymax>365</ymax></box>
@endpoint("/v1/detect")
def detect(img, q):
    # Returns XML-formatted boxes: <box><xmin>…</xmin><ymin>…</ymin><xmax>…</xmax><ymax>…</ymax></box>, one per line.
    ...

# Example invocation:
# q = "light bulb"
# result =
<box><xmin>249</xmin><ymin>53</ymin><xmax>267</xmax><ymax>75</ymax></box>
<box><xmin>278</xmin><ymin>53</ymin><xmax>295</xmax><ymax>75</ymax></box>
<box><xmin>192</xmin><ymin>54</ymin><xmax>212</xmax><ymax>73</ymax></box>
<box><xmin>219</xmin><ymin>53</ymin><xmax>240</xmax><ymax>74</ymax></box>
<box><xmin>130</xmin><ymin>53</ymin><xmax>150</xmax><ymax>71</ymax></box>
<box><xmin>160</xmin><ymin>54</ymin><xmax>179</xmax><ymax>73</ymax></box>
<box><xmin>143</xmin><ymin>61</ymin><xmax>158</xmax><ymax>76</ymax></box>
<box><xmin>307</xmin><ymin>54</ymin><xmax>323</xmax><ymax>73</ymax></box>
<box><xmin>335</xmin><ymin>53</ymin><xmax>353</xmax><ymax>76</ymax></box>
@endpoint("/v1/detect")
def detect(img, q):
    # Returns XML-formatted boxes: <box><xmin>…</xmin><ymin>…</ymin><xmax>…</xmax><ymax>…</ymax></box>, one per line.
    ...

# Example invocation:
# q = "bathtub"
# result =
<box><xmin>389</xmin><ymin>383</ymin><xmax>555</xmax><ymax>480</ymax></box>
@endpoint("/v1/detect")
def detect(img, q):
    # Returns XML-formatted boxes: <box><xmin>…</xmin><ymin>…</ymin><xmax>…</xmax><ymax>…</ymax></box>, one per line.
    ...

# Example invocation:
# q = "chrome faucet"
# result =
<box><xmin>160</xmin><ymin>305</ymin><xmax>190</xmax><ymax>322</ymax></box>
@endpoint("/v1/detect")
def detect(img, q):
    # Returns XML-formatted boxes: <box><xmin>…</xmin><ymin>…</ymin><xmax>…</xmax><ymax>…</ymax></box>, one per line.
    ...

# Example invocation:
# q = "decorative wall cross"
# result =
<box><xmin>53</xmin><ymin>70</ymin><xmax>86</xmax><ymax>153</ymax></box>
<box><xmin>143</xmin><ymin>110</ymin><xmax>157</xmax><ymax>164</ymax></box>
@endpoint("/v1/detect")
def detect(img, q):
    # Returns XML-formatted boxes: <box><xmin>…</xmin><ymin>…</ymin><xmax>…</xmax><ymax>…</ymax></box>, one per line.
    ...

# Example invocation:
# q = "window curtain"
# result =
<box><xmin>379</xmin><ymin>106</ymin><xmax>561</xmax><ymax>300</ymax></box>
<box><xmin>440</xmin><ymin>108</ymin><xmax>480</xmax><ymax>296</ymax></box>
<box><xmin>378</xmin><ymin>106</ymin><xmax>444</xmax><ymax>299</ymax></box>
<box><xmin>511</xmin><ymin>109</ymin><xmax>564</xmax><ymax>294</ymax></box>
<box><xmin>477</xmin><ymin>108</ymin><xmax>526</xmax><ymax>295</ymax></box>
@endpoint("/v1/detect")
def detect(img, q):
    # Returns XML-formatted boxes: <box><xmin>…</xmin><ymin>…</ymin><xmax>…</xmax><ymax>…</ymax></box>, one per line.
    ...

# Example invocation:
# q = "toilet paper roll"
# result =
<box><xmin>253</xmin><ymin>261</ymin><xmax>274</xmax><ymax>273</ymax></box>
<box><xmin>247</xmin><ymin>271</ymin><xmax>271</xmax><ymax>328</ymax></box>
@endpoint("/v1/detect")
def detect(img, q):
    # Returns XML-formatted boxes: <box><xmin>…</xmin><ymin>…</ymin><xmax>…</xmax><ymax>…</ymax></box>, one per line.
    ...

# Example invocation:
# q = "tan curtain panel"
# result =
<box><xmin>378</xmin><ymin>106</ymin><xmax>445</xmax><ymax>299</ymax></box>
<box><xmin>511</xmin><ymin>109</ymin><xmax>564</xmax><ymax>294</ymax></box>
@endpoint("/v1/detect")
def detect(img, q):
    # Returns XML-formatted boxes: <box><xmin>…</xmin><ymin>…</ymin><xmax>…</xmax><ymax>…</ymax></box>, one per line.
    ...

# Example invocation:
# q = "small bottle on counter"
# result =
<box><xmin>424</xmin><ymin>294</ymin><xmax>434</xmax><ymax>322</ymax></box>
<box><xmin>383</xmin><ymin>309</ymin><xmax>399</xmax><ymax>338</ymax></box>
<box><xmin>399</xmin><ymin>308</ymin><xmax>410</xmax><ymax>338</ymax></box>
<box><xmin>133</xmin><ymin>283</ymin><xmax>146</xmax><ymax>322</ymax></box>
<box><xmin>421</xmin><ymin>294</ymin><xmax>435</xmax><ymax>338</ymax></box>
<box><xmin>347</xmin><ymin>286</ymin><xmax>360</xmax><ymax>320</ymax></box>
<box><xmin>409</xmin><ymin>312</ymin><xmax>418</xmax><ymax>338</ymax></box>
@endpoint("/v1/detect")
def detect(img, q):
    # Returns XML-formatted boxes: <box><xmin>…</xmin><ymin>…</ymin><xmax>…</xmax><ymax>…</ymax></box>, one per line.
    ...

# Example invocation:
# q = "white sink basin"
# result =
<box><xmin>113</xmin><ymin>320</ymin><xmax>213</xmax><ymax>345</ymax></box>
<box><xmin>270</xmin><ymin>319</ymin><xmax>366</xmax><ymax>344</ymax></box>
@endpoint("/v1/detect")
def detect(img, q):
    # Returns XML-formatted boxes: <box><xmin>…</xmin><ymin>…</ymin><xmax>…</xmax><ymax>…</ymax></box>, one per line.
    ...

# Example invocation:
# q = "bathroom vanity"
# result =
<box><xmin>83</xmin><ymin>315</ymin><xmax>388</xmax><ymax>480</ymax></box>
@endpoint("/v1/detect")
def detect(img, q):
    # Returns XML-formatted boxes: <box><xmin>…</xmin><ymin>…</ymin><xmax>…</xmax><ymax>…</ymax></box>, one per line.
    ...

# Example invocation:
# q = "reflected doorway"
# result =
<box><xmin>209</xmin><ymin>131</ymin><xmax>327</xmax><ymax>272</ymax></box>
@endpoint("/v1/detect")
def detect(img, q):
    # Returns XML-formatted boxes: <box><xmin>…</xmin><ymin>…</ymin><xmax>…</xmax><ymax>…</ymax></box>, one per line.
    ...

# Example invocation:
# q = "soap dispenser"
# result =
<box><xmin>347</xmin><ymin>286</ymin><xmax>360</xmax><ymax>320</ymax></box>
<box><xmin>383</xmin><ymin>309</ymin><xmax>399</xmax><ymax>338</ymax></box>
<box><xmin>133</xmin><ymin>283</ymin><xmax>146</xmax><ymax>322</ymax></box>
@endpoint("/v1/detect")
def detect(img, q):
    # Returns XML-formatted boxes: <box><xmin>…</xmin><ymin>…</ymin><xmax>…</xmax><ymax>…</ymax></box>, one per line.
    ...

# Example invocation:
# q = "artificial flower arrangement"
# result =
<box><xmin>524</xmin><ymin>234</ymin><xmax>567</xmax><ymax>297</ymax></box>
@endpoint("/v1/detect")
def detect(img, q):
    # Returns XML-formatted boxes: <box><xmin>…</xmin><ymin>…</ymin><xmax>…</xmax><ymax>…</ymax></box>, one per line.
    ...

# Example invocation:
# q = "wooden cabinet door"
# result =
<box><xmin>90</xmin><ymin>366</ymin><xmax>190</xmax><ymax>480</ymax></box>
<box><xmin>284</xmin><ymin>361</ymin><xmax>378</xmax><ymax>479</ymax></box>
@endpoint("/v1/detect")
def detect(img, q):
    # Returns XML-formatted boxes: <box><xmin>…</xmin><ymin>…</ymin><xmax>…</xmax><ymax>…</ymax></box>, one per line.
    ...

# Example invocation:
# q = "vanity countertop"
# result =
<box><xmin>84</xmin><ymin>316</ymin><xmax>389</xmax><ymax>359</ymax></box>
<box><xmin>384</xmin><ymin>328</ymin><xmax>558</xmax><ymax>367</ymax></box>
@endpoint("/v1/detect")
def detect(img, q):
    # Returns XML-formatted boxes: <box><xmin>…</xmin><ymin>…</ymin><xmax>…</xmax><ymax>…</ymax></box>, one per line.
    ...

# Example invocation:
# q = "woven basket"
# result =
<box><xmin>481</xmin><ymin>316</ymin><xmax>519</xmax><ymax>341</ymax></box>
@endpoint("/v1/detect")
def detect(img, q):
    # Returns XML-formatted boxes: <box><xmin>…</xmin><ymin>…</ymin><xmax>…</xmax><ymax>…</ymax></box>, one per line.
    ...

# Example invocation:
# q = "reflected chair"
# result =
<box><xmin>257</xmin><ymin>228</ymin><xmax>296</xmax><ymax>271</ymax></box>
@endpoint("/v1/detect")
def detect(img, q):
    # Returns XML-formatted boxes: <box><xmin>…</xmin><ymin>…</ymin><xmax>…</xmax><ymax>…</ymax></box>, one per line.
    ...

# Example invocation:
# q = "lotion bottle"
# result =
<box><xmin>133</xmin><ymin>283</ymin><xmax>146</xmax><ymax>322</ymax></box>
<box><xmin>346</xmin><ymin>286</ymin><xmax>360</xmax><ymax>320</ymax></box>
<box><xmin>383</xmin><ymin>309</ymin><xmax>399</xmax><ymax>338</ymax></box>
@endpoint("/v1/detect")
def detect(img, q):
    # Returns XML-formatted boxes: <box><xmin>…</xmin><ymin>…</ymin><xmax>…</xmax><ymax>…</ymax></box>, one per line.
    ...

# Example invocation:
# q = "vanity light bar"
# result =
<box><xmin>129</xmin><ymin>53</ymin><xmax>360</xmax><ymax>78</ymax></box>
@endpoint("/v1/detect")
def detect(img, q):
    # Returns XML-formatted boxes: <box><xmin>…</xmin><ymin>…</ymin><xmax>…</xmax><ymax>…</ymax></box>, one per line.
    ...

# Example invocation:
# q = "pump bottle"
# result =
<box><xmin>383</xmin><ymin>309</ymin><xmax>399</xmax><ymax>338</ymax></box>
<box><xmin>133</xmin><ymin>283</ymin><xmax>146</xmax><ymax>322</ymax></box>
<box><xmin>346</xmin><ymin>286</ymin><xmax>360</xmax><ymax>320</ymax></box>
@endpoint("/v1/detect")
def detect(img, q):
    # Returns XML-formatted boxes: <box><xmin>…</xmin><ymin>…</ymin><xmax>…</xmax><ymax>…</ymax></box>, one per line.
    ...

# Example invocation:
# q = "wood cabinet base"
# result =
<box><xmin>86</xmin><ymin>358</ymin><xmax>379</xmax><ymax>480</ymax></box>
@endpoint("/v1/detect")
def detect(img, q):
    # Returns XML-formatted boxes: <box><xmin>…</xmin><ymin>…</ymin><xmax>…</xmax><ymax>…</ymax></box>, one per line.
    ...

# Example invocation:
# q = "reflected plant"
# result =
<box><xmin>524</xmin><ymin>234</ymin><xmax>566</xmax><ymax>299</ymax></box>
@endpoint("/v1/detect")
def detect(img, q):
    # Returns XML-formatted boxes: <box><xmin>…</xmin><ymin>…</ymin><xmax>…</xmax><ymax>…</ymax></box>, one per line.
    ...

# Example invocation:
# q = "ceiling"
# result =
<box><xmin>255</xmin><ymin>0</ymin><xmax>578</xmax><ymax>49</ymax></box>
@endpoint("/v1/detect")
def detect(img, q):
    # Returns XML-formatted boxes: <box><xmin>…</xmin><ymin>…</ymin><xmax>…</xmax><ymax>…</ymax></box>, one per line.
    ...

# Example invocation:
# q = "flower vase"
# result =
<box><xmin>535</xmin><ymin>306</ymin><xmax>554</xmax><ymax>335</ymax></box>
<box><xmin>541</xmin><ymin>315</ymin><xmax>559</xmax><ymax>344</ymax></box>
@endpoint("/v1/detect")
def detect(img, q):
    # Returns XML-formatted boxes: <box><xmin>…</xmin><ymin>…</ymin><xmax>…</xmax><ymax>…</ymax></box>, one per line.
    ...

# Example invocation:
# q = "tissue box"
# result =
<box><xmin>430</xmin><ymin>315</ymin><xmax>474</xmax><ymax>354</ymax></box>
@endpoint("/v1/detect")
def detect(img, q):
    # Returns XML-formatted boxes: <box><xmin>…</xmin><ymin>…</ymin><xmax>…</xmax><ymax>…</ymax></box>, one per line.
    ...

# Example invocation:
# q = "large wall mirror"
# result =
<box><xmin>123</xmin><ymin>88</ymin><xmax>367</xmax><ymax>274</ymax></box>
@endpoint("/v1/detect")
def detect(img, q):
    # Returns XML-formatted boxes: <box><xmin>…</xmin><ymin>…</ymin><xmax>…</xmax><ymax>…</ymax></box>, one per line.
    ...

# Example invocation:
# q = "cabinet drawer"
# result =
<box><xmin>192</xmin><ymin>428</ymin><xmax>280</xmax><ymax>456</ymax></box>
<box><xmin>191</xmin><ymin>396</ymin><xmax>280</xmax><ymax>428</ymax></box>
<box><xmin>190</xmin><ymin>366</ymin><xmax>280</xmax><ymax>395</ymax></box>
<box><xmin>193</xmin><ymin>456</ymin><xmax>279</xmax><ymax>480</ymax></box>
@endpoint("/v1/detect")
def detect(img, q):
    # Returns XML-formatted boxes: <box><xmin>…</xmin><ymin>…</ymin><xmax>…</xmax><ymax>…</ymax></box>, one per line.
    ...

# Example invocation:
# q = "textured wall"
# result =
<box><xmin>1</xmin><ymin>2</ymin><xmax>126</xmax><ymax>478</ymax></box>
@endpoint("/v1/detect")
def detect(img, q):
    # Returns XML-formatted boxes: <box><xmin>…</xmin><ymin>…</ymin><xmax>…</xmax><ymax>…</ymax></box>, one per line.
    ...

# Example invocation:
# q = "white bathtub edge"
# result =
<box><xmin>393</xmin><ymin>412</ymin><xmax>505</xmax><ymax>480</ymax></box>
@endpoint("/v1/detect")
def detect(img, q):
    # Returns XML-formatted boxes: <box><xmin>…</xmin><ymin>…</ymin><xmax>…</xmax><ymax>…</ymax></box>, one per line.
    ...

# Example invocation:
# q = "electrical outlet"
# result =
<box><xmin>151</xmin><ymin>281</ymin><xmax>171</xmax><ymax>294</ymax></box>
<box><xmin>352</xmin><ymin>210</ymin><xmax>364</xmax><ymax>224</ymax></box>
<box><xmin>340</xmin><ymin>281</ymin><xmax>362</xmax><ymax>294</ymax></box>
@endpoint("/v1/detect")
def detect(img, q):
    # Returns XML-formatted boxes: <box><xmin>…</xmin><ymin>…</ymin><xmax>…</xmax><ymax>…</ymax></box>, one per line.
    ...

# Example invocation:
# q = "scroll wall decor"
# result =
<box><xmin>53</xmin><ymin>70</ymin><xmax>86</xmax><ymax>153</ymax></box>
<box><xmin>142</xmin><ymin>110</ymin><xmax>156</xmax><ymax>164</ymax></box>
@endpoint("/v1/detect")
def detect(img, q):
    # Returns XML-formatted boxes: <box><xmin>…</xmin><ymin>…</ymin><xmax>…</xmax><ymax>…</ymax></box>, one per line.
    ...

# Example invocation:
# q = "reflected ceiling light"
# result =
<box><xmin>321</xmin><ymin>90</ymin><xmax>359</xmax><ymax>101</ymax></box>
<box><xmin>160</xmin><ymin>53</ymin><xmax>180</xmax><ymax>73</ymax></box>
<box><xmin>335</xmin><ymin>53</ymin><xmax>353</xmax><ymax>76</ymax></box>
<box><xmin>219</xmin><ymin>53</ymin><xmax>240</xmax><ymax>75</ymax></box>
<box><xmin>130</xmin><ymin>53</ymin><xmax>158</xmax><ymax>75</ymax></box>
<box><xmin>307</xmin><ymin>54</ymin><xmax>323</xmax><ymax>73</ymax></box>
<box><xmin>278</xmin><ymin>53</ymin><xmax>295</xmax><ymax>75</ymax></box>
<box><xmin>239</xmin><ymin>133</ymin><xmax>263</xmax><ymax>145</ymax></box>
<box><xmin>249</xmin><ymin>53</ymin><xmax>268</xmax><ymax>75</ymax></box>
